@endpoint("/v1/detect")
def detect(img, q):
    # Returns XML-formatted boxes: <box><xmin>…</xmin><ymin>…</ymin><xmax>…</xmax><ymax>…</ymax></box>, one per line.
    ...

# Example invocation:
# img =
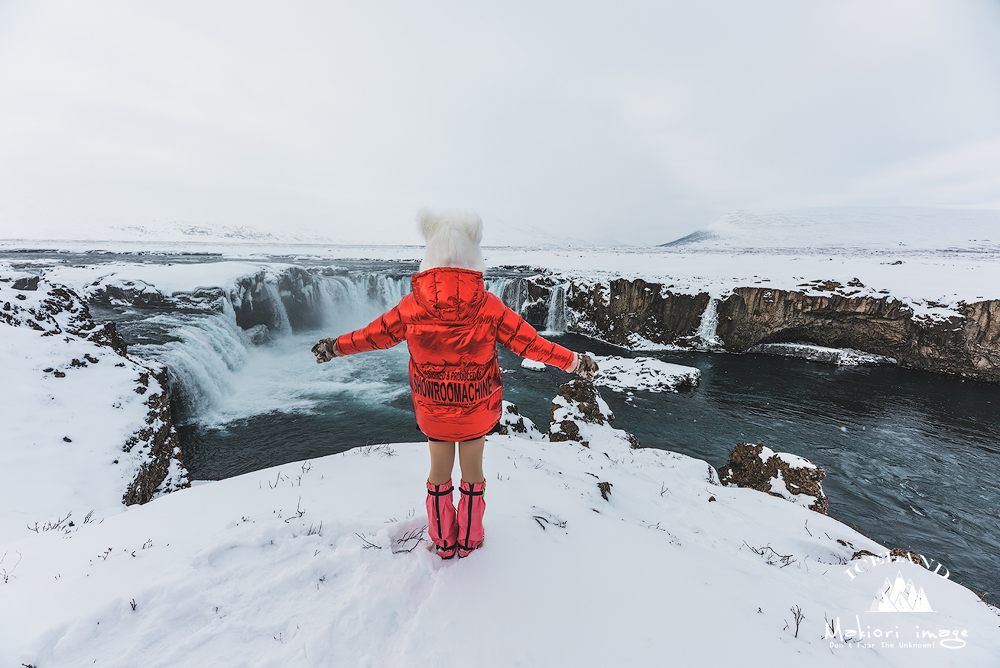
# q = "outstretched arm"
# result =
<box><xmin>312</xmin><ymin>305</ymin><xmax>406</xmax><ymax>363</ymax></box>
<box><xmin>496</xmin><ymin>304</ymin><xmax>574</xmax><ymax>369</ymax></box>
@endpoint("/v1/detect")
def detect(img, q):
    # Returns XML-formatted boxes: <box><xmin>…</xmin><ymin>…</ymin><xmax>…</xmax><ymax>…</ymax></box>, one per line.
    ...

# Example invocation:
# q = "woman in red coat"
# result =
<box><xmin>312</xmin><ymin>211</ymin><xmax>597</xmax><ymax>558</ymax></box>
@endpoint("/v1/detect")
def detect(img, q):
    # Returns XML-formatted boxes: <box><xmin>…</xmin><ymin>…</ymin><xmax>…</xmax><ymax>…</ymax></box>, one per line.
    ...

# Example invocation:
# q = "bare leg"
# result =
<box><xmin>458</xmin><ymin>436</ymin><xmax>486</xmax><ymax>484</ymax></box>
<box><xmin>428</xmin><ymin>440</ymin><xmax>456</xmax><ymax>485</ymax></box>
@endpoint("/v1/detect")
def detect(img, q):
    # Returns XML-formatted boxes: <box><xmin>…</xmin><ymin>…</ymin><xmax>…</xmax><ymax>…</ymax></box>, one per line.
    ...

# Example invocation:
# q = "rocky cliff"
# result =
<box><xmin>507</xmin><ymin>270</ymin><xmax>1000</xmax><ymax>383</ymax></box>
<box><xmin>716</xmin><ymin>287</ymin><xmax>1000</xmax><ymax>382</ymax></box>
<box><xmin>565</xmin><ymin>278</ymin><xmax>710</xmax><ymax>347</ymax></box>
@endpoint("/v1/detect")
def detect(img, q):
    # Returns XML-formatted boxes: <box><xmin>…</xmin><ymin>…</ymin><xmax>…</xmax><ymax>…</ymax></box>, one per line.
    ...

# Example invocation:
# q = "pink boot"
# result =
<box><xmin>457</xmin><ymin>480</ymin><xmax>486</xmax><ymax>557</ymax></box>
<box><xmin>426</xmin><ymin>481</ymin><xmax>458</xmax><ymax>559</ymax></box>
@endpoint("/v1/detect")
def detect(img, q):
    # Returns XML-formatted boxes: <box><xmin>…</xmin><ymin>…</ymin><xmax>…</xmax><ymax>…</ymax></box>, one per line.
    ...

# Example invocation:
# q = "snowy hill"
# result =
<box><xmin>661</xmin><ymin>207</ymin><xmax>1000</xmax><ymax>253</ymax></box>
<box><xmin>3</xmin><ymin>432</ymin><xmax>998</xmax><ymax>666</ymax></box>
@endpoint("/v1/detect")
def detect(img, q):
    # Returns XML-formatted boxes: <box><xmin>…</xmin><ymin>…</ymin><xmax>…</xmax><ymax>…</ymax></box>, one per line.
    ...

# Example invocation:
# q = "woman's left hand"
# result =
<box><xmin>570</xmin><ymin>352</ymin><xmax>599</xmax><ymax>382</ymax></box>
<box><xmin>311</xmin><ymin>338</ymin><xmax>340</xmax><ymax>363</ymax></box>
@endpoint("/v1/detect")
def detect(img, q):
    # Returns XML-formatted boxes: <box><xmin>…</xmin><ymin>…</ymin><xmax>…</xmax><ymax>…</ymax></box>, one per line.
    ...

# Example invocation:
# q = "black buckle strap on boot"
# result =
<box><xmin>459</xmin><ymin>486</ymin><xmax>484</xmax><ymax>496</ymax></box>
<box><xmin>427</xmin><ymin>483</ymin><xmax>454</xmax><ymax>496</ymax></box>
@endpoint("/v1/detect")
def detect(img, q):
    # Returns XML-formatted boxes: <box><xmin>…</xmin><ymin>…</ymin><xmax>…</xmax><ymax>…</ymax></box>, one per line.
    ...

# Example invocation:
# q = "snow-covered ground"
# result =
<box><xmin>2</xmin><ymin>422</ymin><xmax>997</xmax><ymax>666</ymax></box>
<box><xmin>0</xmin><ymin>273</ymin><xmax>186</xmax><ymax>545</ymax></box>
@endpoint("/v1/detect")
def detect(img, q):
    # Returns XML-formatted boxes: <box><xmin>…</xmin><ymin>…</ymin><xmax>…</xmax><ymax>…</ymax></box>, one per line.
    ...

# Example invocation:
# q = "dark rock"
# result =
<box><xmin>888</xmin><ymin>548</ymin><xmax>924</xmax><ymax>565</ymax></box>
<box><xmin>546</xmin><ymin>380</ymin><xmax>640</xmax><ymax>450</ymax></box>
<box><xmin>488</xmin><ymin>401</ymin><xmax>543</xmax><ymax>439</ymax></box>
<box><xmin>549</xmin><ymin>419</ymin><xmax>580</xmax><ymax>443</ymax></box>
<box><xmin>549</xmin><ymin>381</ymin><xmax>611</xmax><ymax>427</ymax></box>
<box><xmin>88</xmin><ymin>322</ymin><xmax>128</xmax><ymax>356</ymax></box>
<box><xmin>13</xmin><ymin>276</ymin><xmax>39</xmax><ymax>291</ymax></box>
<box><xmin>566</xmin><ymin>279</ymin><xmax>711</xmax><ymax>347</ymax></box>
<box><xmin>557</xmin><ymin>276</ymin><xmax>1000</xmax><ymax>383</ymax></box>
<box><xmin>123</xmin><ymin>365</ymin><xmax>188</xmax><ymax>505</ymax></box>
<box><xmin>63</xmin><ymin>437</ymin><xmax>72</xmax><ymax>442</ymax></box>
<box><xmin>718</xmin><ymin>442</ymin><xmax>829</xmax><ymax>514</ymax></box>
<box><xmin>245</xmin><ymin>324</ymin><xmax>271</xmax><ymax>345</ymax></box>
<box><xmin>850</xmin><ymin>548</ymin><xmax>925</xmax><ymax>567</ymax></box>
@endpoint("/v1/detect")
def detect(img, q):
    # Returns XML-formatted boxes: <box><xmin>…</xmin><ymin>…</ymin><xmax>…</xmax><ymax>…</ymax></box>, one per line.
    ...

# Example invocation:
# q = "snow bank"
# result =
<box><xmin>748</xmin><ymin>342</ymin><xmax>897</xmax><ymax>366</ymax></box>
<box><xmin>592</xmin><ymin>354</ymin><xmax>701</xmax><ymax>393</ymax></box>
<box><xmin>520</xmin><ymin>358</ymin><xmax>546</xmax><ymax>371</ymax></box>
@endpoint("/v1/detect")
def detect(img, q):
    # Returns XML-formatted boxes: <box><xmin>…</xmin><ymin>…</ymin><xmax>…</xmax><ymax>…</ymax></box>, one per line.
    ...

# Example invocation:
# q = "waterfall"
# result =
<box><xmin>486</xmin><ymin>277</ymin><xmax>527</xmax><ymax>314</ymax></box>
<box><xmin>543</xmin><ymin>284</ymin><xmax>568</xmax><ymax>334</ymax></box>
<box><xmin>133</xmin><ymin>310</ymin><xmax>252</xmax><ymax>422</ymax></box>
<box><xmin>127</xmin><ymin>269</ymin><xmax>412</xmax><ymax>423</ymax></box>
<box><xmin>316</xmin><ymin>274</ymin><xmax>411</xmax><ymax>332</ymax></box>
<box><xmin>695</xmin><ymin>298</ymin><xmax>723</xmax><ymax>349</ymax></box>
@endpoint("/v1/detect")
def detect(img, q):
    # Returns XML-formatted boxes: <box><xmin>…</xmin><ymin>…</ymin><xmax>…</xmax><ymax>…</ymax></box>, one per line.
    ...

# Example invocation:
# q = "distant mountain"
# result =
<box><xmin>660</xmin><ymin>207</ymin><xmax>1000</xmax><ymax>253</ymax></box>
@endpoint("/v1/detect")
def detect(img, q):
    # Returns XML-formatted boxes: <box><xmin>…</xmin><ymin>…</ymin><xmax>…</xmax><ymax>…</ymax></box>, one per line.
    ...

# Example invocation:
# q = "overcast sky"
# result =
<box><xmin>1</xmin><ymin>0</ymin><xmax>998</xmax><ymax>245</ymax></box>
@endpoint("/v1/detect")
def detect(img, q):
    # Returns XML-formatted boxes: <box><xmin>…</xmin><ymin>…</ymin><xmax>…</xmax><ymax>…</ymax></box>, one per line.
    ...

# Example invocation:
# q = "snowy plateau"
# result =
<box><xmin>3</xmin><ymin>207</ymin><xmax>1000</xmax><ymax>666</ymax></box>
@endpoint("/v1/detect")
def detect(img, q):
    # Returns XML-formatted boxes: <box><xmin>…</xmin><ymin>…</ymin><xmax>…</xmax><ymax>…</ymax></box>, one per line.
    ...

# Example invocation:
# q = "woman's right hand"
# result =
<box><xmin>311</xmin><ymin>338</ymin><xmax>340</xmax><ymax>363</ymax></box>
<box><xmin>571</xmin><ymin>352</ymin><xmax>599</xmax><ymax>382</ymax></box>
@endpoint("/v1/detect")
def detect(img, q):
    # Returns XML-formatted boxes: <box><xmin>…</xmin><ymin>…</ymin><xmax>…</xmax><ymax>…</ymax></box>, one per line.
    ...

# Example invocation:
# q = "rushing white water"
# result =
<box><xmin>130</xmin><ymin>271</ymin><xmax>411</xmax><ymax>424</ymax></box>
<box><xmin>485</xmin><ymin>277</ymin><xmax>528</xmax><ymax>314</ymax></box>
<box><xmin>133</xmin><ymin>309</ymin><xmax>253</xmax><ymax>421</ymax></box>
<box><xmin>313</xmin><ymin>274</ymin><xmax>410</xmax><ymax>332</ymax></box>
<box><xmin>694</xmin><ymin>298</ymin><xmax>723</xmax><ymax>349</ymax></box>
<box><xmin>543</xmin><ymin>283</ymin><xmax>568</xmax><ymax>334</ymax></box>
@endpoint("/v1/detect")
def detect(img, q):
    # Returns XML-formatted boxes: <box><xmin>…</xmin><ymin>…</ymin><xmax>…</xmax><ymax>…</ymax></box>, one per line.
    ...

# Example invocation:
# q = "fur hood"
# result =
<box><xmin>418</xmin><ymin>209</ymin><xmax>485</xmax><ymax>273</ymax></box>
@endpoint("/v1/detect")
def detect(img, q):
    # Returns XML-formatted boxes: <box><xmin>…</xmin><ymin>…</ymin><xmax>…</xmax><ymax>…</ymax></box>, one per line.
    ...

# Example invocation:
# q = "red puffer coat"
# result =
<box><xmin>334</xmin><ymin>268</ymin><xmax>576</xmax><ymax>441</ymax></box>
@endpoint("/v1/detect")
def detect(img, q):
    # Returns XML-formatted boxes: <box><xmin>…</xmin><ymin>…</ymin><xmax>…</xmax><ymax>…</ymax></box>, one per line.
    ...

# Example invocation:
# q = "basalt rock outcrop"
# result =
<box><xmin>716</xmin><ymin>288</ymin><xmax>1000</xmax><ymax>383</ymax></box>
<box><xmin>718</xmin><ymin>442</ymin><xmax>828</xmax><ymax>514</ymax></box>
<box><xmin>121</xmin><ymin>364</ymin><xmax>187</xmax><ymax>505</ymax></box>
<box><xmin>512</xmin><ymin>270</ymin><xmax>1000</xmax><ymax>384</ymax></box>
<box><xmin>548</xmin><ymin>380</ymin><xmax>641</xmax><ymax>450</ymax></box>
<box><xmin>566</xmin><ymin>279</ymin><xmax>711</xmax><ymax>347</ymax></box>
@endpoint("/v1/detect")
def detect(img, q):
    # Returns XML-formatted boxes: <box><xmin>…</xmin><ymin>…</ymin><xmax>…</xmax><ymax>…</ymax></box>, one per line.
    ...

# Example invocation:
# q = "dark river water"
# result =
<box><xmin>4</xmin><ymin>250</ymin><xmax>999</xmax><ymax>603</ymax></box>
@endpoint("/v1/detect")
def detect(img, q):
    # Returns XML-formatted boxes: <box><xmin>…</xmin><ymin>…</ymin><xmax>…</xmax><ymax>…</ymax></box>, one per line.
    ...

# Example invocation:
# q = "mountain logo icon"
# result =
<box><xmin>869</xmin><ymin>571</ymin><xmax>933</xmax><ymax>612</ymax></box>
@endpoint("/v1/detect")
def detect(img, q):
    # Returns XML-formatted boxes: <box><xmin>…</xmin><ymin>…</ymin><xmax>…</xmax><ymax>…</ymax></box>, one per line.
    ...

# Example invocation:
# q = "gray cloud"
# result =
<box><xmin>0</xmin><ymin>0</ymin><xmax>998</xmax><ymax>245</ymax></box>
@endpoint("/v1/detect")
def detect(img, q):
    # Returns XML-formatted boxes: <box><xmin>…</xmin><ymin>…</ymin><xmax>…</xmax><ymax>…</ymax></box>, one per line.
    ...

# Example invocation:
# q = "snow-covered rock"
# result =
<box><xmin>489</xmin><ymin>401</ymin><xmax>545</xmax><ymax>440</ymax></box>
<box><xmin>0</xmin><ymin>272</ymin><xmax>188</xmax><ymax>543</ymax></box>
<box><xmin>718</xmin><ymin>442</ymin><xmax>828</xmax><ymax>514</ymax></box>
<box><xmin>548</xmin><ymin>380</ymin><xmax>640</xmax><ymax>450</ymax></box>
<box><xmin>748</xmin><ymin>342</ymin><xmax>897</xmax><ymax>366</ymax></box>
<box><xmin>592</xmin><ymin>354</ymin><xmax>700</xmax><ymax>393</ymax></box>
<box><xmin>520</xmin><ymin>358</ymin><xmax>546</xmax><ymax>372</ymax></box>
<box><xmin>245</xmin><ymin>324</ymin><xmax>272</xmax><ymax>345</ymax></box>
